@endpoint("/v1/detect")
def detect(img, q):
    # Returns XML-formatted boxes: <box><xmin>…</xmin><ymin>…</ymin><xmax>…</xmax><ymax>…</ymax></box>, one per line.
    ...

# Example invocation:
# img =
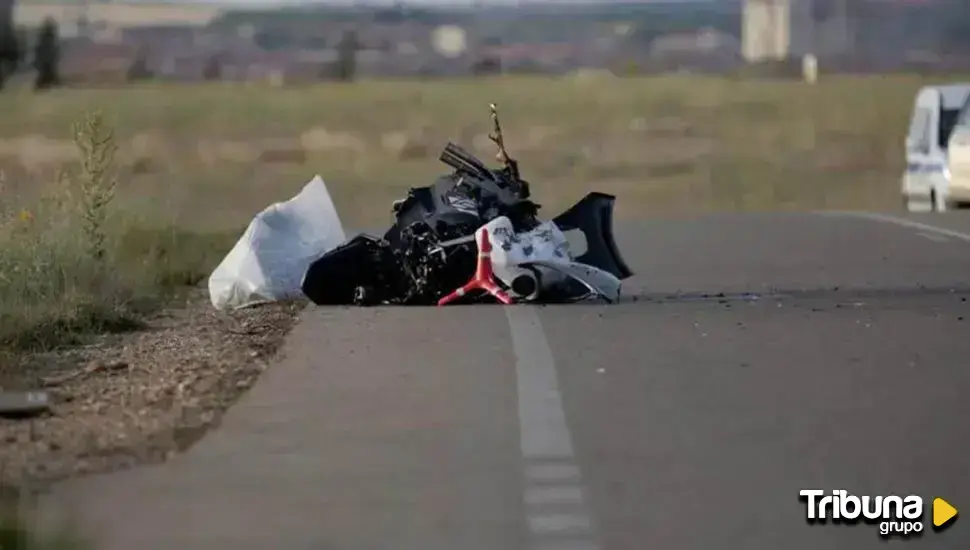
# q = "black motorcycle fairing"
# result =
<box><xmin>301</xmin><ymin>234</ymin><xmax>401</xmax><ymax>306</ymax></box>
<box><xmin>384</xmin><ymin>167</ymin><xmax>539</xmax><ymax>244</ymax></box>
<box><xmin>552</xmin><ymin>192</ymin><xmax>633</xmax><ymax>281</ymax></box>
<box><xmin>384</xmin><ymin>175</ymin><xmax>476</xmax><ymax>246</ymax></box>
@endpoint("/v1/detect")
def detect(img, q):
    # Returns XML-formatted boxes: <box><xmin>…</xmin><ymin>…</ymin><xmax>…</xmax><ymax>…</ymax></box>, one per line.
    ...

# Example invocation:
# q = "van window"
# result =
<box><xmin>939</xmin><ymin>108</ymin><xmax>961</xmax><ymax>149</ymax></box>
<box><xmin>956</xmin><ymin>97</ymin><xmax>970</xmax><ymax>128</ymax></box>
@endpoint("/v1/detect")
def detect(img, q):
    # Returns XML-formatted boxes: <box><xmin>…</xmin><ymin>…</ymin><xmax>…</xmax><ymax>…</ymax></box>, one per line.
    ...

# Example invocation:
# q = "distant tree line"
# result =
<box><xmin>0</xmin><ymin>0</ymin><xmax>61</xmax><ymax>92</ymax></box>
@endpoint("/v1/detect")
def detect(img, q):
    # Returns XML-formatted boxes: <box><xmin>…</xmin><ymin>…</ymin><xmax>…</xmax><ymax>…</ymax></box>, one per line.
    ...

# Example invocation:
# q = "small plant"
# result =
<box><xmin>70</xmin><ymin>111</ymin><xmax>118</xmax><ymax>263</ymax></box>
<box><xmin>0</xmin><ymin>109</ymin><xmax>231</xmax><ymax>352</ymax></box>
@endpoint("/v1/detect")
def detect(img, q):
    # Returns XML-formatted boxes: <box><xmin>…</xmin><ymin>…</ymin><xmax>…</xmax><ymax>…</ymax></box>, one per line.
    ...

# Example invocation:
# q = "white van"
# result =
<box><xmin>902</xmin><ymin>84</ymin><xmax>970</xmax><ymax>212</ymax></box>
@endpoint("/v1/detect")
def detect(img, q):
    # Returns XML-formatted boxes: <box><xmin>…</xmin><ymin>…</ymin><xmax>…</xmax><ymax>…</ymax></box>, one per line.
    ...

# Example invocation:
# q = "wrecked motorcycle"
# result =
<box><xmin>300</xmin><ymin>104</ymin><xmax>632</xmax><ymax>306</ymax></box>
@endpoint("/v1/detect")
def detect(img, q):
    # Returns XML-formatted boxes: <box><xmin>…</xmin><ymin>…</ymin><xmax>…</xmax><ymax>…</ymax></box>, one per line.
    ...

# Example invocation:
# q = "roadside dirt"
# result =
<box><xmin>0</xmin><ymin>289</ymin><xmax>304</xmax><ymax>491</ymax></box>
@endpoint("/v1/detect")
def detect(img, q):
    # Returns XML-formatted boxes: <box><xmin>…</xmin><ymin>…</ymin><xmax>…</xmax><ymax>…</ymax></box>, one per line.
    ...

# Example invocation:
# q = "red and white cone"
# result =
<box><xmin>437</xmin><ymin>227</ymin><xmax>513</xmax><ymax>306</ymax></box>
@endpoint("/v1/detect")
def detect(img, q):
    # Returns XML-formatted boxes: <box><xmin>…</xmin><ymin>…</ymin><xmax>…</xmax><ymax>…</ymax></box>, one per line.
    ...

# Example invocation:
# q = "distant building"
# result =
<box><xmin>742</xmin><ymin>0</ymin><xmax>855</xmax><ymax>62</ymax></box>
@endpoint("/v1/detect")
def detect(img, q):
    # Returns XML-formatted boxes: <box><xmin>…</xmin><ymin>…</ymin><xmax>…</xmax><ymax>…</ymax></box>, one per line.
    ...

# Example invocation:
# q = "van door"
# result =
<box><xmin>904</xmin><ymin>90</ymin><xmax>939</xmax><ymax>208</ymax></box>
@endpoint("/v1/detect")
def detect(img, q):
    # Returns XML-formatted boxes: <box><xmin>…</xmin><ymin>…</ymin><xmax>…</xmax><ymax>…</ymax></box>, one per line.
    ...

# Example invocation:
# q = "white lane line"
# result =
<box><xmin>506</xmin><ymin>306</ymin><xmax>602</xmax><ymax>550</ymax></box>
<box><xmin>524</xmin><ymin>463</ymin><xmax>581</xmax><ymax>483</ymax></box>
<box><xmin>524</xmin><ymin>486</ymin><xmax>587</xmax><ymax>506</ymax></box>
<box><xmin>820</xmin><ymin>211</ymin><xmax>970</xmax><ymax>243</ymax></box>
<box><xmin>533</xmin><ymin>541</ymin><xmax>601</xmax><ymax>550</ymax></box>
<box><xmin>507</xmin><ymin>307</ymin><xmax>576</xmax><ymax>460</ymax></box>
<box><xmin>527</xmin><ymin>514</ymin><xmax>593</xmax><ymax>535</ymax></box>
<box><xmin>918</xmin><ymin>231</ymin><xmax>950</xmax><ymax>243</ymax></box>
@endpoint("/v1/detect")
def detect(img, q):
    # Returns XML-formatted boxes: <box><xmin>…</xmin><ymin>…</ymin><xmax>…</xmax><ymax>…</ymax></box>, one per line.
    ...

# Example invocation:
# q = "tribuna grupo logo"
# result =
<box><xmin>799</xmin><ymin>489</ymin><xmax>924</xmax><ymax>537</ymax></box>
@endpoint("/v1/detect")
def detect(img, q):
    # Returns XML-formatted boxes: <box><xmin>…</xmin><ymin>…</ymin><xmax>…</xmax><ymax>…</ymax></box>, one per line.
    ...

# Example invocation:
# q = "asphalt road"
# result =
<box><xmin>44</xmin><ymin>210</ymin><xmax>970</xmax><ymax>550</ymax></box>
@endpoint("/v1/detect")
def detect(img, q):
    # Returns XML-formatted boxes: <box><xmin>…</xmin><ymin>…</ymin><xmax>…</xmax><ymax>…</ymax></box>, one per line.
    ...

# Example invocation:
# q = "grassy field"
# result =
<box><xmin>0</xmin><ymin>73</ymin><xmax>953</xmax><ymax>353</ymax></box>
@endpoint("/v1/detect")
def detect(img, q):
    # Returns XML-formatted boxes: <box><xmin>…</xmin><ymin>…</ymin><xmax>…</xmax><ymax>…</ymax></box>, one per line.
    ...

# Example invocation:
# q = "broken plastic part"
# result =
<box><xmin>552</xmin><ymin>192</ymin><xmax>633</xmax><ymax>280</ymax></box>
<box><xmin>438</xmin><ymin>228</ymin><xmax>514</xmax><ymax>306</ymax></box>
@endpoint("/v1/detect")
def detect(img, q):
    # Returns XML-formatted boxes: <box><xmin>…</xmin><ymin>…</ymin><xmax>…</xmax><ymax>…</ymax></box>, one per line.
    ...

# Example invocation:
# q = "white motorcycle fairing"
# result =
<box><xmin>480</xmin><ymin>216</ymin><xmax>622</xmax><ymax>303</ymax></box>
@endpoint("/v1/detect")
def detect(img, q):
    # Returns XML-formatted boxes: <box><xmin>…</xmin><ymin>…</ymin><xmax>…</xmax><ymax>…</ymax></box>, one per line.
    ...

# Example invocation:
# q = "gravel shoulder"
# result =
<box><xmin>0</xmin><ymin>289</ymin><xmax>304</xmax><ymax>491</ymax></box>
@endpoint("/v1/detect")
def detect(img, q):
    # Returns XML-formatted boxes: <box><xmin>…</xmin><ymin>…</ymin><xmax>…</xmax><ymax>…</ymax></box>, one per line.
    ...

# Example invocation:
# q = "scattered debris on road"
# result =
<box><xmin>0</xmin><ymin>391</ymin><xmax>50</xmax><ymax>419</ymax></box>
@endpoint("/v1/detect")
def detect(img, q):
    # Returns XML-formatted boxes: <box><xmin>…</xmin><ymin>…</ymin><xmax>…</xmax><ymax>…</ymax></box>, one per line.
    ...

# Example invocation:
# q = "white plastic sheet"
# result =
<box><xmin>208</xmin><ymin>175</ymin><xmax>346</xmax><ymax>310</ymax></box>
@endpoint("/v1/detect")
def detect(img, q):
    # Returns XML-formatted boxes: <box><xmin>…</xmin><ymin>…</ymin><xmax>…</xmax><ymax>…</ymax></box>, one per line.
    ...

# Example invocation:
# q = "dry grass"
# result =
<box><xmin>0</xmin><ymin>111</ymin><xmax>234</xmax><ymax>354</ymax></box>
<box><xmin>0</xmin><ymin>73</ymin><xmax>959</xmax><ymax>353</ymax></box>
<box><xmin>0</xmin><ymin>74</ymin><xmax>951</xmax><ymax>226</ymax></box>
